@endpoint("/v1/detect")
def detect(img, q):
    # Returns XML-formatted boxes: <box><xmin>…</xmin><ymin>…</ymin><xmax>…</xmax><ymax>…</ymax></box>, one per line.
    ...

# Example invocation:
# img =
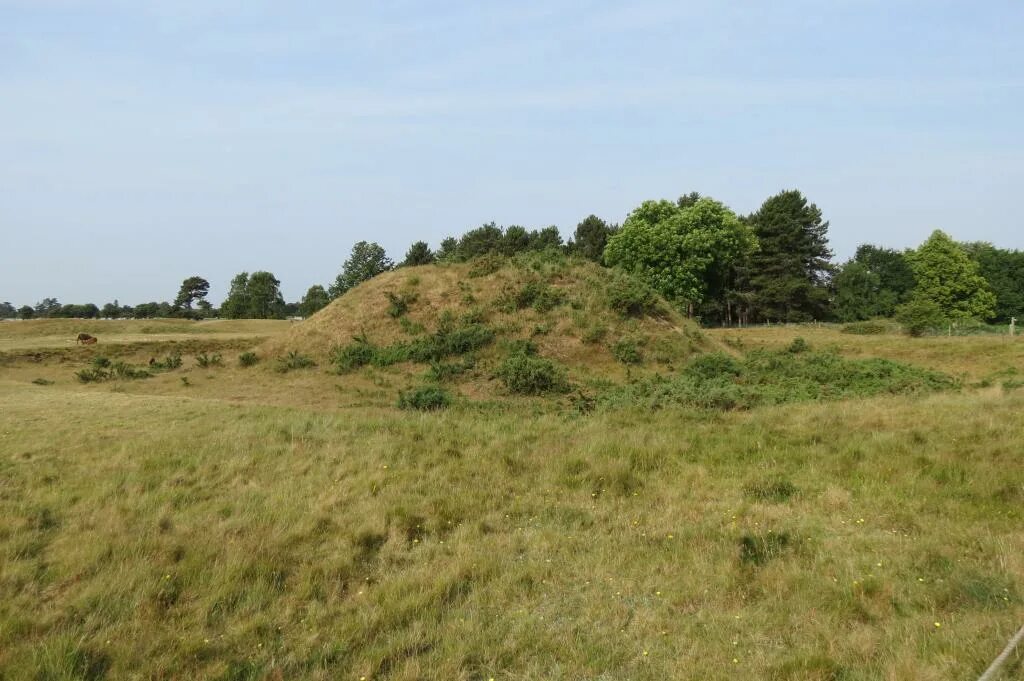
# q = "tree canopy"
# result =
<box><xmin>907</xmin><ymin>230</ymin><xmax>995</xmax><ymax>321</ymax></box>
<box><xmin>604</xmin><ymin>197</ymin><xmax>756</xmax><ymax>313</ymax></box>
<box><xmin>330</xmin><ymin>242</ymin><xmax>394</xmax><ymax>298</ymax></box>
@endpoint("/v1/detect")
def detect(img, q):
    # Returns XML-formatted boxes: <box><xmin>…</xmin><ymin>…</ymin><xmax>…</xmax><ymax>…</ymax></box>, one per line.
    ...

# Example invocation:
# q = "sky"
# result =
<box><xmin>1</xmin><ymin>0</ymin><xmax>1022</xmax><ymax>306</ymax></box>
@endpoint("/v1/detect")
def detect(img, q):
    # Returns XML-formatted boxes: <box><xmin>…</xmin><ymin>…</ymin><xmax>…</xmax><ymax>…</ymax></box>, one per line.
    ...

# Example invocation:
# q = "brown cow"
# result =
<box><xmin>76</xmin><ymin>333</ymin><xmax>98</xmax><ymax>345</ymax></box>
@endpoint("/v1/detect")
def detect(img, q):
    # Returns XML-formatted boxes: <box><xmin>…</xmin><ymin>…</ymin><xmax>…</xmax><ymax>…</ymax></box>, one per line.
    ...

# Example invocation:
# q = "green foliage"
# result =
<box><xmin>275</xmin><ymin>351</ymin><xmax>316</xmax><ymax>373</ymax></box>
<box><xmin>17</xmin><ymin>305</ymin><xmax>34</xmax><ymax>319</ymax></box>
<box><xmin>221</xmin><ymin>272</ymin><xmax>286</xmax><ymax>319</ymax></box>
<box><xmin>603</xmin><ymin>270</ymin><xmax>664</xmax><ymax>318</ymax></box>
<box><xmin>31</xmin><ymin>378</ymin><xmax>54</xmax><ymax>386</ymax></box>
<box><xmin>438</xmin><ymin>222</ymin><xmax>565</xmax><ymax>263</ymax></box>
<box><xmin>896</xmin><ymin>297</ymin><xmax>948</xmax><ymax>337</ymax></box>
<box><xmin>604</xmin><ymin>197</ymin><xmax>756</xmax><ymax>309</ymax></box>
<box><xmin>195</xmin><ymin>352</ymin><xmax>223</xmax><ymax>368</ymax></box>
<box><xmin>330</xmin><ymin>241</ymin><xmax>394</xmax><ymax>298</ymax></box>
<box><xmin>787</xmin><ymin>337</ymin><xmax>809</xmax><ymax>354</ymax></box>
<box><xmin>743</xmin><ymin>190</ymin><xmax>833</xmax><ymax>322</ymax></box>
<box><xmin>149</xmin><ymin>353</ymin><xmax>183</xmax><ymax>371</ymax></box>
<box><xmin>569</xmin><ymin>215</ymin><xmax>617</xmax><ymax>263</ymax></box>
<box><xmin>398</xmin><ymin>317</ymin><xmax>426</xmax><ymax>335</ymax></box>
<box><xmin>173</xmin><ymin>276</ymin><xmax>210</xmax><ymax>312</ymax></box>
<box><xmin>832</xmin><ymin>245</ymin><xmax>915</xmax><ymax>321</ymax></box>
<box><xmin>426</xmin><ymin>358</ymin><xmax>476</xmax><ymax>382</ymax></box>
<box><xmin>76</xmin><ymin>358</ymin><xmax>151</xmax><ymax>383</ymax></box>
<box><xmin>498</xmin><ymin>280</ymin><xmax>564</xmax><ymax>313</ymax></box>
<box><xmin>611</xmin><ymin>338</ymin><xmax>643</xmax><ymax>365</ymax></box>
<box><xmin>331</xmin><ymin>324</ymin><xmax>495</xmax><ymax>373</ymax></box>
<box><xmin>400</xmin><ymin>241</ymin><xmax>435</xmax><ymax>267</ymax></box>
<box><xmin>385</xmin><ymin>291</ymin><xmax>418</xmax><ymax>318</ymax></box>
<box><xmin>907</xmin><ymin>230</ymin><xmax>996</xmax><ymax>321</ymax></box>
<box><xmin>298</xmin><ymin>285</ymin><xmax>330</xmax><ymax>318</ymax></box>
<box><xmin>601</xmin><ymin>350</ymin><xmax>955</xmax><ymax>411</ymax></box>
<box><xmin>841</xmin><ymin>321</ymin><xmax>894</xmax><ymax>335</ymax></box>
<box><xmin>397</xmin><ymin>385</ymin><xmax>452</xmax><ymax>411</ymax></box>
<box><xmin>467</xmin><ymin>254</ymin><xmax>505</xmax><ymax>278</ymax></box>
<box><xmin>496</xmin><ymin>352</ymin><xmax>570</xmax><ymax>395</ymax></box>
<box><xmin>238</xmin><ymin>352</ymin><xmax>259</xmax><ymax>367</ymax></box>
<box><xmin>961</xmin><ymin>242</ymin><xmax>1024</xmax><ymax>323</ymax></box>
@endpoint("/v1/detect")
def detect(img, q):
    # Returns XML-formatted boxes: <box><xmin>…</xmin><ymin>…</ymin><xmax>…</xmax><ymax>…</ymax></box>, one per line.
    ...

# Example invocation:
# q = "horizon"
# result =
<box><xmin>2</xmin><ymin>1</ymin><xmax>1022</xmax><ymax>306</ymax></box>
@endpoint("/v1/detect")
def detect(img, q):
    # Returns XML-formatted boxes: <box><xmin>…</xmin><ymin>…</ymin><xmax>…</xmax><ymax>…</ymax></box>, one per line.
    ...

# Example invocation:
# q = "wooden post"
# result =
<box><xmin>1011</xmin><ymin>317</ymin><xmax>1017</xmax><ymax>337</ymax></box>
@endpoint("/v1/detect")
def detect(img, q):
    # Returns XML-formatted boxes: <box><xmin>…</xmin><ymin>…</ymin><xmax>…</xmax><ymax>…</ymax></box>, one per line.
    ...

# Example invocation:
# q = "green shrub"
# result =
<box><xmin>76</xmin><ymin>359</ymin><xmax>150</xmax><ymax>383</ymax></box>
<box><xmin>31</xmin><ymin>378</ymin><xmax>53</xmax><ymax>386</ymax></box>
<box><xmin>896</xmin><ymin>298</ymin><xmax>947</xmax><ymax>337</ymax></box>
<box><xmin>604</xmin><ymin>271</ymin><xmax>663</xmax><ymax>318</ymax></box>
<box><xmin>150</xmin><ymin>353</ymin><xmax>182</xmax><ymax>371</ymax></box>
<box><xmin>398</xmin><ymin>317</ymin><xmax>426</xmax><ymax>335</ymax></box>
<box><xmin>397</xmin><ymin>385</ymin><xmax>452</xmax><ymax>411</ymax></box>
<box><xmin>386</xmin><ymin>291</ymin><xmax>418</xmax><ymax>318</ymax></box>
<box><xmin>331</xmin><ymin>337</ymin><xmax>376</xmax><ymax>373</ymax></box>
<box><xmin>611</xmin><ymin>338</ymin><xmax>643</xmax><ymax>365</ymax></box>
<box><xmin>426</xmin><ymin>358</ymin><xmax>476</xmax><ymax>382</ymax></box>
<box><xmin>238</xmin><ymin>351</ymin><xmax>259</xmax><ymax>367</ymax></box>
<box><xmin>331</xmin><ymin>324</ymin><xmax>495</xmax><ymax>373</ymax></box>
<box><xmin>195</xmin><ymin>352</ymin><xmax>223</xmax><ymax>368</ymax></box>
<box><xmin>468</xmin><ymin>254</ymin><xmax>505</xmax><ymax>278</ymax></box>
<box><xmin>496</xmin><ymin>353</ymin><xmax>570</xmax><ymax>395</ymax></box>
<box><xmin>581</xmin><ymin>325</ymin><xmax>607</xmax><ymax>344</ymax></box>
<box><xmin>275</xmin><ymin>351</ymin><xmax>316</xmax><ymax>373</ymax></box>
<box><xmin>787</xmin><ymin>337</ymin><xmax>810</xmax><ymax>354</ymax></box>
<box><xmin>600</xmin><ymin>349</ymin><xmax>956</xmax><ymax>411</ymax></box>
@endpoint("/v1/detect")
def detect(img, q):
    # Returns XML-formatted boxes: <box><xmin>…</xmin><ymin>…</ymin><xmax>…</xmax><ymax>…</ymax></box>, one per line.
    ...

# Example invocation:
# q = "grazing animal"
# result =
<box><xmin>76</xmin><ymin>333</ymin><xmax>98</xmax><ymax>345</ymax></box>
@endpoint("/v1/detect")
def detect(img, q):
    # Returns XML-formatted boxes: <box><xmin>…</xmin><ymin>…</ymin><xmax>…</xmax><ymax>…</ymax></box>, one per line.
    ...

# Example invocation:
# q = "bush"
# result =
<box><xmin>787</xmin><ymin>337</ymin><xmax>810</xmax><ymax>354</ymax></box>
<box><xmin>604</xmin><ymin>271</ymin><xmax>663</xmax><ymax>318</ymax></box>
<box><xmin>496</xmin><ymin>352</ymin><xmax>570</xmax><ymax>395</ymax></box>
<box><xmin>426</xmin><ymin>358</ymin><xmax>476</xmax><ymax>382</ymax></box>
<box><xmin>238</xmin><ymin>351</ymin><xmax>259</xmax><ymax>367</ymax></box>
<box><xmin>76</xmin><ymin>359</ymin><xmax>151</xmax><ymax>383</ymax></box>
<box><xmin>331</xmin><ymin>324</ymin><xmax>495</xmax><ymax>373</ymax></box>
<box><xmin>397</xmin><ymin>385</ymin><xmax>452</xmax><ymax>411</ymax></box>
<box><xmin>611</xmin><ymin>339</ymin><xmax>643</xmax><ymax>365</ymax></box>
<box><xmin>385</xmin><ymin>291</ymin><xmax>418</xmax><ymax>318</ymax></box>
<box><xmin>467</xmin><ymin>254</ymin><xmax>505</xmax><ymax>278</ymax></box>
<box><xmin>896</xmin><ymin>298</ymin><xmax>947</xmax><ymax>337</ymax></box>
<box><xmin>150</xmin><ymin>353</ymin><xmax>182</xmax><ymax>371</ymax></box>
<box><xmin>601</xmin><ymin>349</ymin><xmax>956</xmax><ymax>411</ymax></box>
<box><xmin>275</xmin><ymin>351</ymin><xmax>316</xmax><ymax>373</ymax></box>
<box><xmin>195</xmin><ymin>352</ymin><xmax>223</xmax><ymax>368</ymax></box>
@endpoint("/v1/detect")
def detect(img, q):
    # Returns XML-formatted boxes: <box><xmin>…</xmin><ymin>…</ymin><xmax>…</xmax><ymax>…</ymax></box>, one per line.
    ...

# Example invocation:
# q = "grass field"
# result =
<box><xmin>1</xmin><ymin>320</ymin><xmax>1022</xmax><ymax>680</ymax></box>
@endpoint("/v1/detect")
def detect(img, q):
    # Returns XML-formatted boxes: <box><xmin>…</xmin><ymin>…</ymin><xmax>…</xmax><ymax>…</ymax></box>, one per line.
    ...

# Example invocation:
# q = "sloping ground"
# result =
<box><xmin>262</xmin><ymin>255</ymin><xmax>712</xmax><ymax>388</ymax></box>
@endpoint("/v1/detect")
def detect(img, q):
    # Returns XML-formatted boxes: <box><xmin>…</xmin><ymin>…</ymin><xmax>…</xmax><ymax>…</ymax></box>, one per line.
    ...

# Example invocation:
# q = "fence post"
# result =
<box><xmin>1011</xmin><ymin>317</ymin><xmax>1017</xmax><ymax>337</ymax></box>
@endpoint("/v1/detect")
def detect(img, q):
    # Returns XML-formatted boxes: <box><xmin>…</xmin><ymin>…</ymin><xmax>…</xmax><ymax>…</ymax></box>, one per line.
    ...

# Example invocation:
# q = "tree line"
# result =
<box><xmin>3</xmin><ymin>189</ymin><xmax>1021</xmax><ymax>327</ymax></box>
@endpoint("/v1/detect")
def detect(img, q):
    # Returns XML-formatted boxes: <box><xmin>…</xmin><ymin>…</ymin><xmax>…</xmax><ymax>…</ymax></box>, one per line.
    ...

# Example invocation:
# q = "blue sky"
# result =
<box><xmin>1</xmin><ymin>0</ymin><xmax>1022</xmax><ymax>306</ymax></box>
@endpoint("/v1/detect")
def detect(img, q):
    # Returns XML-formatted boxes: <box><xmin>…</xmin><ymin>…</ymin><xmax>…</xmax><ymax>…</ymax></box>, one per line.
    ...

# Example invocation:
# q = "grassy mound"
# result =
<box><xmin>262</xmin><ymin>254</ymin><xmax>710</xmax><ymax>393</ymax></box>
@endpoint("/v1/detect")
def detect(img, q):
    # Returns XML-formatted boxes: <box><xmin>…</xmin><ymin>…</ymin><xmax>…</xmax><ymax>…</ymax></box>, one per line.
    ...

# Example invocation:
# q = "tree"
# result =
<box><xmin>400</xmin><ymin>241</ymin><xmax>435</xmax><ymax>267</ymax></box>
<box><xmin>246</xmin><ymin>271</ymin><xmax>286</xmax><ymax>319</ymax></box>
<box><xmin>330</xmin><ymin>241</ymin><xmax>393</xmax><ymax>298</ymax></box>
<box><xmin>101</xmin><ymin>300</ymin><xmax>121</xmax><ymax>318</ymax></box>
<box><xmin>604</xmin><ymin>197</ymin><xmax>757</xmax><ymax>316</ymax></box>
<box><xmin>0</xmin><ymin>302</ymin><xmax>15</xmax><ymax>318</ymax></box>
<box><xmin>571</xmin><ymin>215</ymin><xmax>616</xmax><ymax>262</ymax></box>
<box><xmin>17</xmin><ymin>305</ymin><xmax>34</xmax><ymax>320</ymax></box>
<box><xmin>907</xmin><ymin>230</ymin><xmax>995</xmax><ymax>321</ymax></box>
<box><xmin>174</xmin><ymin>276</ymin><xmax>210</xmax><ymax>312</ymax></box>
<box><xmin>743</xmin><ymin>190</ymin><xmax>833</xmax><ymax>322</ymax></box>
<box><xmin>962</xmin><ymin>242</ymin><xmax>1024</xmax><ymax>323</ymax></box>
<box><xmin>220</xmin><ymin>273</ymin><xmax>251</xmax><ymax>319</ymax></box>
<box><xmin>34</xmin><ymin>298</ymin><xmax>61</xmax><ymax>317</ymax></box>
<box><xmin>299</xmin><ymin>285</ymin><xmax>330</xmax><ymax>317</ymax></box>
<box><xmin>454</xmin><ymin>223</ymin><xmax>503</xmax><ymax>260</ymax></box>
<box><xmin>832</xmin><ymin>245</ymin><xmax>915</xmax><ymax>321</ymax></box>
<box><xmin>895</xmin><ymin>297</ymin><xmax>946</xmax><ymax>337</ymax></box>
<box><xmin>530</xmin><ymin>225</ymin><xmax>563</xmax><ymax>252</ymax></box>
<box><xmin>436</xmin><ymin>237</ymin><xmax>459</xmax><ymax>262</ymax></box>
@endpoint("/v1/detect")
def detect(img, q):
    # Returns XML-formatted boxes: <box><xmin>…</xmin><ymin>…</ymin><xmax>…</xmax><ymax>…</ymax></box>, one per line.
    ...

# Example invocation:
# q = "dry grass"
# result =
<box><xmin>0</xmin><ymin>318</ymin><xmax>291</xmax><ymax>351</ymax></box>
<box><xmin>0</xmin><ymin>320</ymin><xmax>1022</xmax><ymax>679</ymax></box>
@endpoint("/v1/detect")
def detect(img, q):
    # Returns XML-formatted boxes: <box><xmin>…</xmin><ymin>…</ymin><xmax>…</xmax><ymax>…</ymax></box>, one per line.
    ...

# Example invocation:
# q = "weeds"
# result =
<box><xmin>331</xmin><ymin>323</ymin><xmax>495</xmax><ymax>373</ymax></box>
<box><xmin>275</xmin><ymin>351</ymin><xmax>316</xmax><ymax>373</ymax></box>
<box><xmin>76</xmin><ymin>357</ymin><xmax>151</xmax><ymax>383</ymax></box>
<box><xmin>149</xmin><ymin>353</ymin><xmax>183</xmax><ymax>371</ymax></box>
<box><xmin>386</xmin><ymin>291</ymin><xmax>418</xmax><ymax>318</ymax></box>
<box><xmin>195</xmin><ymin>352</ymin><xmax>223</xmax><ymax>368</ymax></box>
<box><xmin>397</xmin><ymin>385</ymin><xmax>453</xmax><ymax>411</ymax></box>
<box><xmin>611</xmin><ymin>338</ymin><xmax>643</xmax><ymax>364</ymax></box>
<box><xmin>238</xmin><ymin>351</ymin><xmax>259</xmax><ymax>367</ymax></box>
<box><xmin>496</xmin><ymin>351</ymin><xmax>570</xmax><ymax>395</ymax></box>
